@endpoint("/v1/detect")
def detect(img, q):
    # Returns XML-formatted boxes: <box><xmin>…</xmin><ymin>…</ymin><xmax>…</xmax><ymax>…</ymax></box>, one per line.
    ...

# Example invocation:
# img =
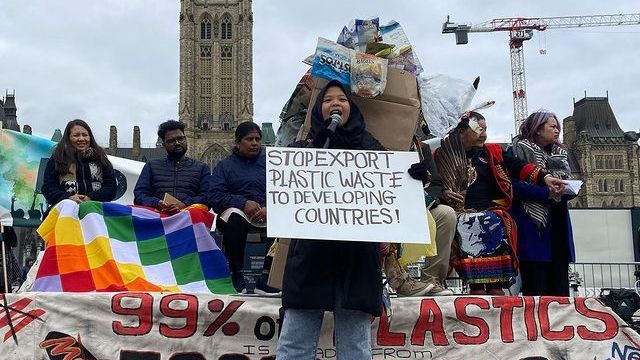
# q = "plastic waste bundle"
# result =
<box><xmin>274</xmin><ymin>16</ymin><xmax>480</xmax><ymax>147</ymax></box>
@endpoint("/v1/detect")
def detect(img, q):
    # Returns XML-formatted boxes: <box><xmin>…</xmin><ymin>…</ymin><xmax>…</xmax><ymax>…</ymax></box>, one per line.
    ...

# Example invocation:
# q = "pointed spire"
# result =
<box><xmin>51</xmin><ymin>129</ymin><xmax>62</xmax><ymax>142</ymax></box>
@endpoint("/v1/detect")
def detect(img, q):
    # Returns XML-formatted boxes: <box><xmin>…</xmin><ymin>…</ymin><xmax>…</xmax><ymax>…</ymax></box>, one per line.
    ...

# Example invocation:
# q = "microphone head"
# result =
<box><xmin>327</xmin><ymin>113</ymin><xmax>341</xmax><ymax>132</ymax></box>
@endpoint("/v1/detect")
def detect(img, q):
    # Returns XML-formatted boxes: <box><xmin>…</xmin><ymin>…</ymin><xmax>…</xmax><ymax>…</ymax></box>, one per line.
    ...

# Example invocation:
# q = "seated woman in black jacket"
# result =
<box><xmin>41</xmin><ymin>119</ymin><xmax>117</xmax><ymax>209</ymax></box>
<box><xmin>209</xmin><ymin>122</ymin><xmax>278</xmax><ymax>295</ymax></box>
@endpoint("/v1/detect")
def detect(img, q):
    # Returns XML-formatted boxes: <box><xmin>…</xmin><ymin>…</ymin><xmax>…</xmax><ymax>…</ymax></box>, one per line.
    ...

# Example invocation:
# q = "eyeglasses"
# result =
<box><xmin>165</xmin><ymin>136</ymin><xmax>187</xmax><ymax>145</ymax></box>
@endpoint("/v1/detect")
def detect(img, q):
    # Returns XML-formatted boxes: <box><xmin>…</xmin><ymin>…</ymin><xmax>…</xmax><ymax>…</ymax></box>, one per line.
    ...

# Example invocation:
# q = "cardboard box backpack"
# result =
<box><xmin>267</xmin><ymin>68</ymin><xmax>422</xmax><ymax>290</ymax></box>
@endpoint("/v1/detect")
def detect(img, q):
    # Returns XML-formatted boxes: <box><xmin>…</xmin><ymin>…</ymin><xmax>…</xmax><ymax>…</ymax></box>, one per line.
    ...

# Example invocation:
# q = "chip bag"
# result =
<box><xmin>311</xmin><ymin>37</ymin><xmax>354</xmax><ymax>87</ymax></box>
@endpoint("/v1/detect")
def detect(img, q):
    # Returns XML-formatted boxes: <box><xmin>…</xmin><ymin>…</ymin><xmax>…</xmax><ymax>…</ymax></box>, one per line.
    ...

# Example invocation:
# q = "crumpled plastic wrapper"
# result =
<box><xmin>350</xmin><ymin>52</ymin><xmax>388</xmax><ymax>98</ymax></box>
<box><xmin>419</xmin><ymin>74</ymin><xmax>477</xmax><ymax>138</ymax></box>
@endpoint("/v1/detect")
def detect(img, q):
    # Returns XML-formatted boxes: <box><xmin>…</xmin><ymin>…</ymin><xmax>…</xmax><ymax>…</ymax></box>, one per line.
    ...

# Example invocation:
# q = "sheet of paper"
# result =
<box><xmin>562</xmin><ymin>180</ymin><xmax>583</xmax><ymax>195</ymax></box>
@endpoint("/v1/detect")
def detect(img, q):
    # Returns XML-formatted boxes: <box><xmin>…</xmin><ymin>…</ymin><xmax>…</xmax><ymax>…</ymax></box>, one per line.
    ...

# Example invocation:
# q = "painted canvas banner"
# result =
<box><xmin>32</xmin><ymin>200</ymin><xmax>234</xmax><ymax>293</ymax></box>
<box><xmin>0</xmin><ymin>129</ymin><xmax>56</xmax><ymax>227</ymax></box>
<box><xmin>0</xmin><ymin>128</ymin><xmax>144</xmax><ymax>227</ymax></box>
<box><xmin>0</xmin><ymin>293</ymin><xmax>638</xmax><ymax>359</ymax></box>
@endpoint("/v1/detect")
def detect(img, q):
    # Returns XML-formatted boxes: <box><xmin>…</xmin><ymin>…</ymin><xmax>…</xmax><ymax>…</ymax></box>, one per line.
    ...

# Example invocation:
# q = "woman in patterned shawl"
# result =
<box><xmin>509</xmin><ymin>111</ymin><xmax>576</xmax><ymax>296</ymax></box>
<box><xmin>435</xmin><ymin>111</ymin><xmax>565</xmax><ymax>295</ymax></box>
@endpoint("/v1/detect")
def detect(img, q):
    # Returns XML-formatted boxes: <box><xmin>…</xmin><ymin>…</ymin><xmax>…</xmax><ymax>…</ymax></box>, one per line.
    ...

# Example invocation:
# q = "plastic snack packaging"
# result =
<box><xmin>350</xmin><ymin>52</ymin><xmax>388</xmax><ymax>98</ymax></box>
<box><xmin>311</xmin><ymin>37</ymin><xmax>354</xmax><ymax>87</ymax></box>
<box><xmin>379</xmin><ymin>20</ymin><xmax>424</xmax><ymax>75</ymax></box>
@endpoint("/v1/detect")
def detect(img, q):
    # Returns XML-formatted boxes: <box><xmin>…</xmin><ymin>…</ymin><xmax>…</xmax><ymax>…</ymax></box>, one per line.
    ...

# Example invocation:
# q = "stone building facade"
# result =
<box><xmin>178</xmin><ymin>0</ymin><xmax>254</xmax><ymax>170</ymax></box>
<box><xmin>106</xmin><ymin>125</ymin><xmax>166</xmax><ymax>162</ymax></box>
<box><xmin>563</xmin><ymin>97</ymin><xmax>640</xmax><ymax>208</ymax></box>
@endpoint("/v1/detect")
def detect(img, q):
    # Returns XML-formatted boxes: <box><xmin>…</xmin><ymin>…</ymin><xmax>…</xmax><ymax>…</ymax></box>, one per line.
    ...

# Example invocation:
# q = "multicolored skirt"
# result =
<box><xmin>452</xmin><ymin>210</ymin><xmax>516</xmax><ymax>285</ymax></box>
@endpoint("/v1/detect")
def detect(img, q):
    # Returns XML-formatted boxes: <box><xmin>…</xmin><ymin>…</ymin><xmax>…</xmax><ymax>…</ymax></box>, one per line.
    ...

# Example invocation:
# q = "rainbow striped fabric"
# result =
<box><xmin>34</xmin><ymin>200</ymin><xmax>235</xmax><ymax>293</ymax></box>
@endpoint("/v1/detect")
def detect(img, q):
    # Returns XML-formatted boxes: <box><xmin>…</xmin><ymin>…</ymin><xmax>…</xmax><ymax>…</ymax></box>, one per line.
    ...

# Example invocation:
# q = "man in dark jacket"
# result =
<box><xmin>134</xmin><ymin>120</ymin><xmax>211</xmax><ymax>214</ymax></box>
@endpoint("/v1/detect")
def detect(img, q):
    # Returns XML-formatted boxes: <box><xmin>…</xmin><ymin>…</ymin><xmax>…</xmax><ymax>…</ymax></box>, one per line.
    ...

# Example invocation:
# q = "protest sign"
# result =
<box><xmin>266</xmin><ymin>147</ymin><xmax>430</xmax><ymax>243</ymax></box>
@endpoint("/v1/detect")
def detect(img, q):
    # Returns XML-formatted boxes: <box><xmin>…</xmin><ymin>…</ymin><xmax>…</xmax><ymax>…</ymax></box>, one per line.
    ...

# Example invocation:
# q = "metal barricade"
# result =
<box><xmin>569</xmin><ymin>262</ymin><xmax>640</xmax><ymax>297</ymax></box>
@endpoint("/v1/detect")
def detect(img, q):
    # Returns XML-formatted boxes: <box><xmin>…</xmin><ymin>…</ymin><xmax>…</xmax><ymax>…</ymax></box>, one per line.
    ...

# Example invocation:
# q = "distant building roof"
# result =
<box><xmin>572</xmin><ymin>97</ymin><xmax>624</xmax><ymax>140</ymax></box>
<box><xmin>261</xmin><ymin>122</ymin><xmax>276</xmax><ymax>146</ymax></box>
<box><xmin>111</xmin><ymin>147</ymin><xmax>166</xmax><ymax>163</ymax></box>
<box><xmin>51</xmin><ymin>129</ymin><xmax>62</xmax><ymax>142</ymax></box>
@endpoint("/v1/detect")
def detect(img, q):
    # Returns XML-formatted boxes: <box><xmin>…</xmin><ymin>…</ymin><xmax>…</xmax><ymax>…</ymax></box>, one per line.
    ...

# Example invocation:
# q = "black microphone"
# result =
<box><xmin>323</xmin><ymin>113</ymin><xmax>342</xmax><ymax>148</ymax></box>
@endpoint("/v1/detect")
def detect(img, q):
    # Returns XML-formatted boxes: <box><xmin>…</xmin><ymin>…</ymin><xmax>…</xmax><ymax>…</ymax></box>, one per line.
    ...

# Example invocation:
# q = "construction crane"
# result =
<box><xmin>442</xmin><ymin>13</ymin><xmax>640</xmax><ymax>132</ymax></box>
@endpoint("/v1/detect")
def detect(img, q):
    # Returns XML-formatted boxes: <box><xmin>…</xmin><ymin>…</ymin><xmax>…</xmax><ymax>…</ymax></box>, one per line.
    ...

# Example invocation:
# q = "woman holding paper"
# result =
<box><xmin>509</xmin><ymin>111</ymin><xmax>575</xmax><ymax>296</ymax></box>
<box><xmin>276</xmin><ymin>80</ymin><xmax>385</xmax><ymax>359</ymax></box>
<box><xmin>42</xmin><ymin>119</ymin><xmax>116</xmax><ymax>210</ymax></box>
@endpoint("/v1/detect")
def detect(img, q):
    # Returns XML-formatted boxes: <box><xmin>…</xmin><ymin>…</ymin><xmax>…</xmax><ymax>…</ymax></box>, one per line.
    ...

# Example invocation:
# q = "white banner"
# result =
<box><xmin>0</xmin><ymin>293</ymin><xmax>638</xmax><ymax>359</ymax></box>
<box><xmin>107</xmin><ymin>155</ymin><xmax>145</xmax><ymax>206</ymax></box>
<box><xmin>265</xmin><ymin>147</ymin><xmax>430</xmax><ymax>243</ymax></box>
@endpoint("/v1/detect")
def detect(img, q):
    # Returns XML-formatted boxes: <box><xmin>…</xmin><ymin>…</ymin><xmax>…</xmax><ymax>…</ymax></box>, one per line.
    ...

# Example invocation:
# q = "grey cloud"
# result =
<box><xmin>1</xmin><ymin>0</ymin><xmax>638</xmax><ymax>145</ymax></box>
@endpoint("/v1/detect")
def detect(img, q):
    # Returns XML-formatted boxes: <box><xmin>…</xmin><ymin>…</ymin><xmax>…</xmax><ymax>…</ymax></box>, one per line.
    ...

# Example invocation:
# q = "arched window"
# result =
<box><xmin>200</xmin><ymin>46</ymin><xmax>211</xmax><ymax>58</ymax></box>
<box><xmin>220</xmin><ymin>45</ymin><xmax>232</xmax><ymax>58</ymax></box>
<box><xmin>221</xmin><ymin>15</ymin><xmax>232</xmax><ymax>40</ymax></box>
<box><xmin>220</xmin><ymin>45</ymin><xmax>233</xmax><ymax>116</ymax></box>
<box><xmin>201</xmin><ymin>144</ymin><xmax>230</xmax><ymax>170</ymax></box>
<box><xmin>201</xmin><ymin>17</ymin><xmax>212</xmax><ymax>40</ymax></box>
<box><xmin>603</xmin><ymin>179</ymin><xmax>608</xmax><ymax>192</ymax></box>
<box><xmin>598</xmin><ymin>180</ymin><xmax>603</xmax><ymax>192</ymax></box>
<box><xmin>621</xmin><ymin>180</ymin><xmax>625</xmax><ymax>192</ymax></box>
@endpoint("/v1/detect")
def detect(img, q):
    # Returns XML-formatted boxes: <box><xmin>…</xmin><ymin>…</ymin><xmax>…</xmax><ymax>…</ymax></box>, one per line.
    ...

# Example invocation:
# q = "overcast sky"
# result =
<box><xmin>1</xmin><ymin>1</ymin><xmax>638</xmax><ymax>146</ymax></box>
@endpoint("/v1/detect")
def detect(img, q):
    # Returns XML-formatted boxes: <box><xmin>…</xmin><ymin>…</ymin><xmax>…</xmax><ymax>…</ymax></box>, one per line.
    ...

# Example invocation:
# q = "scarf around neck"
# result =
<box><xmin>511</xmin><ymin>137</ymin><xmax>571</xmax><ymax>229</ymax></box>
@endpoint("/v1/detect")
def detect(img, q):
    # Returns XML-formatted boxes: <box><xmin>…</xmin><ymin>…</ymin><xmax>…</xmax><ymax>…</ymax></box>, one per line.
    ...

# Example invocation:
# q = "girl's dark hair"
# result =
<box><xmin>157</xmin><ymin>120</ymin><xmax>186</xmax><ymax>141</ymax></box>
<box><xmin>453</xmin><ymin>111</ymin><xmax>485</xmax><ymax>134</ymax></box>
<box><xmin>51</xmin><ymin>119</ymin><xmax>113</xmax><ymax>175</ymax></box>
<box><xmin>235</xmin><ymin>121</ymin><xmax>262</xmax><ymax>141</ymax></box>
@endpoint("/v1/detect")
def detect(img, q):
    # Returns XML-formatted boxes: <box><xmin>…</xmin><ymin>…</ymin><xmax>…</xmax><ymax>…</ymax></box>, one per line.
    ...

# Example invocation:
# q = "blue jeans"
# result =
<box><xmin>276</xmin><ymin>307</ymin><xmax>372</xmax><ymax>359</ymax></box>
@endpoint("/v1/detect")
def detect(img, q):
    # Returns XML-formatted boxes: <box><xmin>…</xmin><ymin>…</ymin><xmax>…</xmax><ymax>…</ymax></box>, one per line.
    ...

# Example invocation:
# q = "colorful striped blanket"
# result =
<box><xmin>34</xmin><ymin>200</ymin><xmax>235</xmax><ymax>293</ymax></box>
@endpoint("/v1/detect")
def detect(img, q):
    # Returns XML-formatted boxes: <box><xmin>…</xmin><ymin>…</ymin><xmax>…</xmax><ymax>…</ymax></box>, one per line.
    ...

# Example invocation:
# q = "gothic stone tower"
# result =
<box><xmin>563</xmin><ymin>97</ymin><xmax>640</xmax><ymax>208</ymax></box>
<box><xmin>0</xmin><ymin>91</ymin><xmax>19</xmax><ymax>131</ymax></box>
<box><xmin>179</xmin><ymin>0</ymin><xmax>253</xmax><ymax>169</ymax></box>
